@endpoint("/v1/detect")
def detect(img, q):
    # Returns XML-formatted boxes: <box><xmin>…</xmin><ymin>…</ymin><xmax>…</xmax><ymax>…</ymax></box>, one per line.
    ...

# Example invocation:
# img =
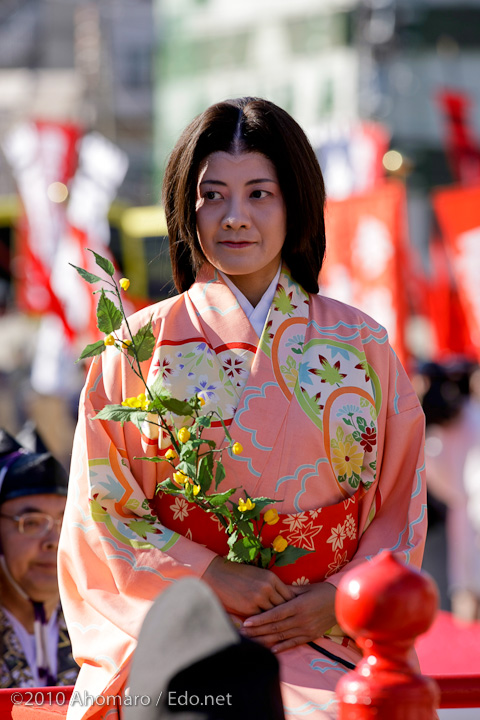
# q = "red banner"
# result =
<box><xmin>426</xmin><ymin>235</ymin><xmax>474</xmax><ymax>360</ymax></box>
<box><xmin>432</xmin><ymin>185</ymin><xmax>480</xmax><ymax>361</ymax></box>
<box><xmin>4</xmin><ymin>121</ymin><xmax>82</xmax><ymax>333</ymax></box>
<box><xmin>321</xmin><ymin>182</ymin><xmax>410</xmax><ymax>367</ymax></box>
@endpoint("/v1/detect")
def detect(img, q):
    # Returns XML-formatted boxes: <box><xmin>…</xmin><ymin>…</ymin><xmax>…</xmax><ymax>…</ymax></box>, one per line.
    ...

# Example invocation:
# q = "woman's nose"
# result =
<box><xmin>222</xmin><ymin>198</ymin><xmax>250</xmax><ymax>230</ymax></box>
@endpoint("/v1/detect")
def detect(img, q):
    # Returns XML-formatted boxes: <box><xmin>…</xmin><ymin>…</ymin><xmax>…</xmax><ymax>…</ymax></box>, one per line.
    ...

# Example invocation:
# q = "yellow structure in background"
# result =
<box><xmin>114</xmin><ymin>204</ymin><xmax>173</xmax><ymax>300</ymax></box>
<box><xmin>0</xmin><ymin>198</ymin><xmax>173</xmax><ymax>306</ymax></box>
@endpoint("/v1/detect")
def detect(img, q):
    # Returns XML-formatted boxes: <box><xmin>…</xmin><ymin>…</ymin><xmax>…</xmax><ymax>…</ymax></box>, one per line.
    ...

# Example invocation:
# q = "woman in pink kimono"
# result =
<box><xmin>58</xmin><ymin>97</ymin><xmax>427</xmax><ymax>720</ymax></box>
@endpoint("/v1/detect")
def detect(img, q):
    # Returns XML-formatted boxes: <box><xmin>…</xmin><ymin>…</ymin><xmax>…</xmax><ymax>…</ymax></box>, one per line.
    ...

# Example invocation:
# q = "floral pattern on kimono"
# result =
<box><xmin>59</xmin><ymin>263</ymin><xmax>427</xmax><ymax>720</ymax></box>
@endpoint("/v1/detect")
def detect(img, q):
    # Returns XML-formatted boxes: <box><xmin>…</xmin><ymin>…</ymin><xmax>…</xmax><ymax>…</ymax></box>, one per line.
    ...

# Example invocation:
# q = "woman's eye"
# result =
<box><xmin>250</xmin><ymin>189</ymin><xmax>269</xmax><ymax>199</ymax></box>
<box><xmin>204</xmin><ymin>190</ymin><xmax>221</xmax><ymax>200</ymax></box>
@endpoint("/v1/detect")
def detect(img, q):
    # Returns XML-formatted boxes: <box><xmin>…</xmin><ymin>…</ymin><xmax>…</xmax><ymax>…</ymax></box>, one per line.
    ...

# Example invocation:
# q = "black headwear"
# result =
<box><xmin>0</xmin><ymin>429</ymin><xmax>68</xmax><ymax>505</ymax></box>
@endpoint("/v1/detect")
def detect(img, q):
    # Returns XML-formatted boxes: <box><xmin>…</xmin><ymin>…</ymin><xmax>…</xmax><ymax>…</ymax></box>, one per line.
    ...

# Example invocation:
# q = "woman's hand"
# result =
<box><xmin>203</xmin><ymin>556</ymin><xmax>295</xmax><ymax>616</ymax></box>
<box><xmin>241</xmin><ymin>581</ymin><xmax>337</xmax><ymax>653</ymax></box>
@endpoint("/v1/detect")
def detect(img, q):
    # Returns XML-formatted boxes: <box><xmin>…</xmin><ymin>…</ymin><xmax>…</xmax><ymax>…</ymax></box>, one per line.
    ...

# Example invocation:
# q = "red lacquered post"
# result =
<box><xmin>335</xmin><ymin>551</ymin><xmax>440</xmax><ymax>719</ymax></box>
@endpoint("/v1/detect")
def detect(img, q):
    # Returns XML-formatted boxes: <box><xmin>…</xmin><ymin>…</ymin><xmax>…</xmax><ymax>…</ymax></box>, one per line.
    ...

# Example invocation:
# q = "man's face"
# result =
<box><xmin>0</xmin><ymin>493</ymin><xmax>66</xmax><ymax>603</ymax></box>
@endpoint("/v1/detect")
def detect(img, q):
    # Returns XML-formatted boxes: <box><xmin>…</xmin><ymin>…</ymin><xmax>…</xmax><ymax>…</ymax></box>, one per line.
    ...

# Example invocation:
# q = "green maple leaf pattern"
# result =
<box><xmin>310</xmin><ymin>356</ymin><xmax>347</xmax><ymax>386</ymax></box>
<box><xmin>128</xmin><ymin>517</ymin><xmax>154</xmax><ymax>539</ymax></box>
<box><xmin>273</xmin><ymin>287</ymin><xmax>296</xmax><ymax>315</ymax></box>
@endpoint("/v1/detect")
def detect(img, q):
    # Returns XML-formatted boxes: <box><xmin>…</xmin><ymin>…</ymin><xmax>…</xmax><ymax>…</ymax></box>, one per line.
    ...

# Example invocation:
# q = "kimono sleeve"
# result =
<box><xmin>326</xmin><ymin>347</ymin><xmax>427</xmax><ymax>589</ymax></box>
<box><xmin>58</xmin><ymin>343</ymin><xmax>218</xmax><ymax>645</ymax></box>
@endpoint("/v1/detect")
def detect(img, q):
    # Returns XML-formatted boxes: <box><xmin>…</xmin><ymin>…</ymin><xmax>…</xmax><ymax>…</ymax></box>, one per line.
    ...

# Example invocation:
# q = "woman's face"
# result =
<box><xmin>195</xmin><ymin>151</ymin><xmax>286</xmax><ymax>306</ymax></box>
<box><xmin>0</xmin><ymin>493</ymin><xmax>65</xmax><ymax>604</ymax></box>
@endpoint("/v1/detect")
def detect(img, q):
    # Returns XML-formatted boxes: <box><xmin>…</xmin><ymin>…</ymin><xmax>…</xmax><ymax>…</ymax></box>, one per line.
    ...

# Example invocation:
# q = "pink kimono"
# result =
<box><xmin>58</xmin><ymin>263</ymin><xmax>427</xmax><ymax>719</ymax></box>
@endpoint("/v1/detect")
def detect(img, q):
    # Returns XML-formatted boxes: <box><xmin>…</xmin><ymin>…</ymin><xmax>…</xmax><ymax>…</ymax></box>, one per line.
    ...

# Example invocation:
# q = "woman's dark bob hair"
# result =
<box><xmin>162</xmin><ymin>97</ymin><xmax>326</xmax><ymax>294</ymax></box>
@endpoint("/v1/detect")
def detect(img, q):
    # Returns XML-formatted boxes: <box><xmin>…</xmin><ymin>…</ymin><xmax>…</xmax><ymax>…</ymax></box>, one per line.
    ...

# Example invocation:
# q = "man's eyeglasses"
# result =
<box><xmin>0</xmin><ymin>512</ymin><xmax>63</xmax><ymax>538</ymax></box>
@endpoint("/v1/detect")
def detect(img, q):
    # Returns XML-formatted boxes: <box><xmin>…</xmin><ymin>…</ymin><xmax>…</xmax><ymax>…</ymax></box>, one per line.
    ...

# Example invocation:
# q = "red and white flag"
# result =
<box><xmin>321</xmin><ymin>181</ymin><xmax>411</xmax><ymax>367</ymax></box>
<box><xmin>432</xmin><ymin>184</ymin><xmax>480</xmax><ymax>361</ymax></box>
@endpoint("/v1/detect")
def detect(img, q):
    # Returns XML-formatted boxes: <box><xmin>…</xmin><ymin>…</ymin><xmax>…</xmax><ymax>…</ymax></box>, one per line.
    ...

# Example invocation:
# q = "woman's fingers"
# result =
<box><xmin>203</xmin><ymin>556</ymin><xmax>293</xmax><ymax>616</ymax></box>
<box><xmin>242</xmin><ymin>581</ymin><xmax>338</xmax><ymax>650</ymax></box>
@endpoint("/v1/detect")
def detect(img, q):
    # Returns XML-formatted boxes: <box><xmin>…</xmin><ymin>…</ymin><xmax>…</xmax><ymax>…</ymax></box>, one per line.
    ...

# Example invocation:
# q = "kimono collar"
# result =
<box><xmin>218</xmin><ymin>264</ymin><xmax>282</xmax><ymax>338</ymax></box>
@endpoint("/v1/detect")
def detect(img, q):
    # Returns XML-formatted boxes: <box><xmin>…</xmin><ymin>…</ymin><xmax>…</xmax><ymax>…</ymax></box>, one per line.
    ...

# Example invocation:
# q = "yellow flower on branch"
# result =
<box><xmin>272</xmin><ymin>535</ymin><xmax>288</xmax><ymax>553</ymax></box>
<box><xmin>121</xmin><ymin>339</ymin><xmax>132</xmax><ymax>348</ymax></box>
<box><xmin>119</xmin><ymin>278</ymin><xmax>130</xmax><ymax>291</ymax></box>
<box><xmin>137</xmin><ymin>393</ymin><xmax>149</xmax><ymax>410</ymax></box>
<box><xmin>121</xmin><ymin>393</ymin><xmax>149</xmax><ymax>411</ymax></box>
<box><xmin>264</xmin><ymin>508</ymin><xmax>280</xmax><ymax>525</ymax></box>
<box><xmin>193</xmin><ymin>484</ymin><xmax>201</xmax><ymax>496</ymax></box>
<box><xmin>173</xmin><ymin>471</ymin><xmax>189</xmax><ymax>485</ymax></box>
<box><xmin>197</xmin><ymin>394</ymin><xmax>206</xmax><ymax>407</ymax></box>
<box><xmin>231</xmin><ymin>442</ymin><xmax>243</xmax><ymax>455</ymax></box>
<box><xmin>165</xmin><ymin>448</ymin><xmax>177</xmax><ymax>460</ymax></box>
<box><xmin>104</xmin><ymin>334</ymin><xmax>115</xmax><ymax>346</ymax></box>
<box><xmin>238</xmin><ymin>497</ymin><xmax>255</xmax><ymax>513</ymax></box>
<box><xmin>178</xmin><ymin>427</ymin><xmax>191</xmax><ymax>443</ymax></box>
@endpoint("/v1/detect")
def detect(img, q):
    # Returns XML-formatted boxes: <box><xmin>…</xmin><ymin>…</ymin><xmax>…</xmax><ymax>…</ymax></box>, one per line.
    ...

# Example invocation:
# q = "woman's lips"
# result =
<box><xmin>220</xmin><ymin>241</ymin><xmax>252</xmax><ymax>248</ymax></box>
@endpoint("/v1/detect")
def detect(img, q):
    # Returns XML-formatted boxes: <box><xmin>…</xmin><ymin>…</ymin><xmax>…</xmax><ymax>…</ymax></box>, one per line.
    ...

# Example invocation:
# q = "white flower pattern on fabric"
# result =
<box><xmin>344</xmin><ymin>514</ymin><xmax>356</xmax><ymax>539</ymax></box>
<box><xmin>170</xmin><ymin>497</ymin><xmax>190</xmax><ymax>522</ymax></box>
<box><xmin>283</xmin><ymin>512</ymin><xmax>309</xmax><ymax>532</ymax></box>
<box><xmin>292</xmin><ymin>576</ymin><xmax>310</xmax><ymax>586</ymax></box>
<box><xmin>327</xmin><ymin>523</ymin><xmax>347</xmax><ymax>552</ymax></box>
<box><xmin>284</xmin><ymin>522</ymin><xmax>323</xmax><ymax>552</ymax></box>
<box><xmin>326</xmin><ymin>550</ymin><xmax>349</xmax><ymax>577</ymax></box>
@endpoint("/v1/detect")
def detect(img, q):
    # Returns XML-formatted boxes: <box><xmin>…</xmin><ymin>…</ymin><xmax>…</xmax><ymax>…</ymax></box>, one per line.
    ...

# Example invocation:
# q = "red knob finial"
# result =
<box><xmin>335</xmin><ymin>551</ymin><xmax>440</xmax><ymax>719</ymax></box>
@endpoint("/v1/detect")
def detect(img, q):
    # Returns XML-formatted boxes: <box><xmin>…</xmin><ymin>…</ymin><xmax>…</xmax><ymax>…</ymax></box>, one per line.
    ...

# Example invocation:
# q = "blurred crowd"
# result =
<box><xmin>415</xmin><ymin>357</ymin><xmax>480</xmax><ymax>621</ymax></box>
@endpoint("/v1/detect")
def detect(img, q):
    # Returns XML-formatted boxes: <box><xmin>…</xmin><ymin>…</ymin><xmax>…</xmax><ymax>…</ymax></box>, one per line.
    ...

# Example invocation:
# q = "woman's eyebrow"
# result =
<box><xmin>199</xmin><ymin>178</ymin><xmax>277</xmax><ymax>186</ymax></box>
<box><xmin>199</xmin><ymin>179</ymin><xmax>227</xmax><ymax>186</ymax></box>
<box><xmin>245</xmin><ymin>178</ymin><xmax>277</xmax><ymax>185</ymax></box>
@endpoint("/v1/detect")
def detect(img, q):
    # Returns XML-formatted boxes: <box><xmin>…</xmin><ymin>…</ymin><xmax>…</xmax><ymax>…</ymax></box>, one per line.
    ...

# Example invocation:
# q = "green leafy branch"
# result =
<box><xmin>72</xmin><ymin>250</ymin><xmax>311</xmax><ymax>569</ymax></box>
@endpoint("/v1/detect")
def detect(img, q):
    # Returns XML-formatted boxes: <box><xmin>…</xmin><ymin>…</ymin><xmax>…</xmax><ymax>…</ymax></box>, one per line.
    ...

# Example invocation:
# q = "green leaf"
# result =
<box><xmin>156</xmin><ymin>478</ymin><xmax>182</xmax><ymax>495</ymax></box>
<box><xmin>205</xmin><ymin>488</ymin><xmax>236</xmax><ymax>507</ymax></box>
<box><xmin>235</xmin><ymin>518</ymin><xmax>254</xmax><ymax>537</ymax></box>
<box><xmin>251</xmin><ymin>497</ymin><xmax>277</xmax><ymax>514</ymax></box>
<box><xmin>217</xmin><ymin>416</ymin><xmax>232</xmax><ymax>442</ymax></box>
<box><xmin>89</xmin><ymin>249</ymin><xmax>115</xmax><ymax>277</ymax></box>
<box><xmin>69</xmin><ymin>263</ymin><xmax>104</xmax><ymax>284</ymax></box>
<box><xmin>133</xmin><ymin>455</ymin><xmax>168</xmax><ymax>463</ymax></box>
<box><xmin>273</xmin><ymin>545</ymin><xmax>312</xmax><ymax>567</ymax></box>
<box><xmin>94</xmin><ymin>404</ymin><xmax>146</xmax><ymax>430</ymax></box>
<box><xmin>177</xmin><ymin>460</ymin><xmax>197</xmax><ymax>479</ymax></box>
<box><xmin>77</xmin><ymin>340</ymin><xmax>105</xmax><ymax>361</ymax></box>
<box><xmin>161</xmin><ymin>397</ymin><xmax>195</xmax><ymax>416</ymax></box>
<box><xmin>132</xmin><ymin>319</ymin><xmax>156</xmax><ymax>363</ymax></box>
<box><xmin>97</xmin><ymin>289</ymin><xmax>123</xmax><ymax>334</ymax></box>
<box><xmin>260</xmin><ymin>547</ymin><xmax>273</xmax><ymax>568</ymax></box>
<box><xmin>148</xmin><ymin>373</ymin><xmax>170</xmax><ymax>399</ymax></box>
<box><xmin>196</xmin><ymin>415</ymin><xmax>212</xmax><ymax>428</ymax></box>
<box><xmin>228</xmin><ymin>537</ymin><xmax>260</xmax><ymax>564</ymax></box>
<box><xmin>215</xmin><ymin>462</ymin><xmax>226</xmax><ymax>489</ymax></box>
<box><xmin>197</xmin><ymin>454</ymin><xmax>213</xmax><ymax>492</ymax></box>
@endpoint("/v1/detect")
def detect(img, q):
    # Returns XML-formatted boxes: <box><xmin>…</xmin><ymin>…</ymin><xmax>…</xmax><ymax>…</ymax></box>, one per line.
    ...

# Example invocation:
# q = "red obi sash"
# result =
<box><xmin>151</xmin><ymin>487</ymin><xmax>362</xmax><ymax>585</ymax></box>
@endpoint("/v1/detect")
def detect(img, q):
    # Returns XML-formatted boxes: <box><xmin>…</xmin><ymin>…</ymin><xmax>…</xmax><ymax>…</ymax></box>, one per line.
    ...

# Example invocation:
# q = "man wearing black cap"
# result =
<box><xmin>0</xmin><ymin>429</ymin><xmax>78</xmax><ymax>688</ymax></box>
